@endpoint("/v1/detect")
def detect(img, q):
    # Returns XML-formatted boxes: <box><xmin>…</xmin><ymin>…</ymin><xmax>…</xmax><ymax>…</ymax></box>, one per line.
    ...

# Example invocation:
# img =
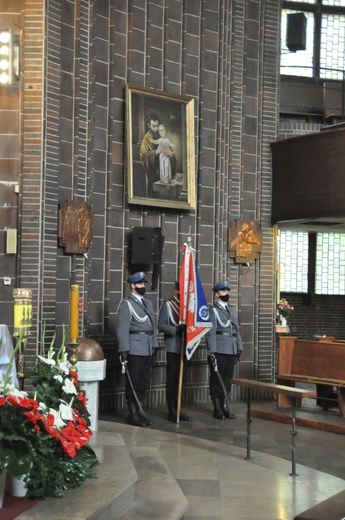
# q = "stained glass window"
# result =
<box><xmin>278</xmin><ymin>231</ymin><xmax>309</xmax><ymax>293</ymax></box>
<box><xmin>315</xmin><ymin>233</ymin><xmax>345</xmax><ymax>294</ymax></box>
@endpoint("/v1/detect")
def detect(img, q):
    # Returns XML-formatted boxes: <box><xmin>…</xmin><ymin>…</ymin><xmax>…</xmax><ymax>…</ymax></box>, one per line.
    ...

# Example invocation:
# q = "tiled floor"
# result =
<box><xmin>101</xmin><ymin>398</ymin><xmax>345</xmax><ymax>520</ymax></box>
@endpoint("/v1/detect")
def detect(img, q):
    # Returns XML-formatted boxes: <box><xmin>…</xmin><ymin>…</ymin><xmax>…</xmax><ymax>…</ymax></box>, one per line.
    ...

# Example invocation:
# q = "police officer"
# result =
<box><xmin>206</xmin><ymin>281</ymin><xmax>243</xmax><ymax>420</ymax></box>
<box><xmin>158</xmin><ymin>282</ymin><xmax>192</xmax><ymax>423</ymax></box>
<box><xmin>117</xmin><ymin>272</ymin><xmax>158</xmax><ymax>427</ymax></box>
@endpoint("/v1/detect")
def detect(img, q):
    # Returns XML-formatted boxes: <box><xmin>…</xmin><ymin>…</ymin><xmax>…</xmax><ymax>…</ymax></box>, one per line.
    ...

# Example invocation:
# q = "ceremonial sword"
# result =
<box><xmin>208</xmin><ymin>353</ymin><xmax>232</xmax><ymax>411</ymax></box>
<box><xmin>119</xmin><ymin>356</ymin><xmax>149</xmax><ymax>421</ymax></box>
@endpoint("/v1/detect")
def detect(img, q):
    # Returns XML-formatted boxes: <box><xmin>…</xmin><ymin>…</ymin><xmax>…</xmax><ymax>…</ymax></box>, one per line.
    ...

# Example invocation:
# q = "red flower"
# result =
<box><xmin>43</xmin><ymin>423</ymin><xmax>63</xmax><ymax>443</ymax></box>
<box><xmin>69</xmin><ymin>370</ymin><xmax>78</xmax><ymax>382</ymax></box>
<box><xmin>0</xmin><ymin>396</ymin><xmax>5</xmax><ymax>406</ymax></box>
<box><xmin>77</xmin><ymin>391</ymin><xmax>87</xmax><ymax>407</ymax></box>
<box><xmin>25</xmin><ymin>409</ymin><xmax>43</xmax><ymax>425</ymax></box>
<box><xmin>60</xmin><ymin>438</ymin><xmax>77</xmax><ymax>457</ymax></box>
<box><xmin>7</xmin><ymin>395</ymin><xmax>39</xmax><ymax>409</ymax></box>
<box><xmin>43</xmin><ymin>413</ymin><xmax>56</xmax><ymax>428</ymax></box>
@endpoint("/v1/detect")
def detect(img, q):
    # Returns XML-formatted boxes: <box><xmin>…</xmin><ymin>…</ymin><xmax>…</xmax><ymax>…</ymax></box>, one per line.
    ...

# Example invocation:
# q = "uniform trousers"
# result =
<box><xmin>166</xmin><ymin>351</ymin><xmax>188</xmax><ymax>403</ymax></box>
<box><xmin>125</xmin><ymin>354</ymin><xmax>152</xmax><ymax>404</ymax></box>
<box><xmin>209</xmin><ymin>352</ymin><xmax>237</xmax><ymax>399</ymax></box>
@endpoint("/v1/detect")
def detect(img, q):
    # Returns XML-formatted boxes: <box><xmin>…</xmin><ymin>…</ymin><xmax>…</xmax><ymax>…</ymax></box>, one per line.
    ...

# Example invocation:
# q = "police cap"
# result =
<box><xmin>212</xmin><ymin>281</ymin><xmax>230</xmax><ymax>292</ymax></box>
<box><xmin>127</xmin><ymin>272</ymin><xmax>147</xmax><ymax>284</ymax></box>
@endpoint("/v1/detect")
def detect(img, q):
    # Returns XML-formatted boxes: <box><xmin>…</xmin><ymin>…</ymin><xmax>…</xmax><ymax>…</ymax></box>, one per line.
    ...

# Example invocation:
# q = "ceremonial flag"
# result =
<box><xmin>179</xmin><ymin>242</ymin><xmax>212</xmax><ymax>360</ymax></box>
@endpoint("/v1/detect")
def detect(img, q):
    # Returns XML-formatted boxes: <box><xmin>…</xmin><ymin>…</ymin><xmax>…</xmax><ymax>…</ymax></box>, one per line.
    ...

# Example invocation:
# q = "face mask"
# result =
<box><xmin>135</xmin><ymin>287</ymin><xmax>146</xmax><ymax>296</ymax></box>
<box><xmin>219</xmin><ymin>294</ymin><xmax>229</xmax><ymax>303</ymax></box>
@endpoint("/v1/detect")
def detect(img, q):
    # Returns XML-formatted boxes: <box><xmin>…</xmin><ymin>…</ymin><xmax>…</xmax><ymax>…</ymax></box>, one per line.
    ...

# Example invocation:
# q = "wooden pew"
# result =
<box><xmin>277</xmin><ymin>336</ymin><xmax>345</xmax><ymax>416</ymax></box>
<box><xmin>231</xmin><ymin>378</ymin><xmax>314</xmax><ymax>476</ymax></box>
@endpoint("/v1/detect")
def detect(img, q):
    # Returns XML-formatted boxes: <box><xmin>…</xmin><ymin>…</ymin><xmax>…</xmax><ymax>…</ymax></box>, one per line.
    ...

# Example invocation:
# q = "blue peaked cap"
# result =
<box><xmin>127</xmin><ymin>272</ymin><xmax>147</xmax><ymax>284</ymax></box>
<box><xmin>212</xmin><ymin>281</ymin><xmax>230</xmax><ymax>292</ymax></box>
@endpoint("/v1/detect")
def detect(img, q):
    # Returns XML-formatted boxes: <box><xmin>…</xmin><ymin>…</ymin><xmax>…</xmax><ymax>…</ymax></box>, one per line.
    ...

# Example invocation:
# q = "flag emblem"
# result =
<box><xmin>179</xmin><ymin>243</ymin><xmax>212</xmax><ymax>360</ymax></box>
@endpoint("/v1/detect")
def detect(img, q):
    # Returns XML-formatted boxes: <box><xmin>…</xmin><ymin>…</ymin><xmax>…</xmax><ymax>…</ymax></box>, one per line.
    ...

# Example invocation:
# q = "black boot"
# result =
<box><xmin>127</xmin><ymin>401</ymin><xmax>147</xmax><ymax>427</ymax></box>
<box><xmin>167</xmin><ymin>402</ymin><xmax>178</xmax><ymax>423</ymax></box>
<box><xmin>168</xmin><ymin>402</ymin><xmax>193</xmax><ymax>423</ymax></box>
<box><xmin>180</xmin><ymin>410</ymin><xmax>193</xmax><ymax>422</ymax></box>
<box><xmin>212</xmin><ymin>397</ymin><xmax>226</xmax><ymax>420</ymax></box>
<box><xmin>138</xmin><ymin>402</ymin><xmax>153</xmax><ymax>427</ymax></box>
<box><xmin>221</xmin><ymin>397</ymin><xmax>236</xmax><ymax>420</ymax></box>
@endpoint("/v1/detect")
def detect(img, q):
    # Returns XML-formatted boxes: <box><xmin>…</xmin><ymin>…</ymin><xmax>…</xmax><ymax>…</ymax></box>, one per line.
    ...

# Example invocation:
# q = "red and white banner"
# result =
<box><xmin>179</xmin><ymin>243</ymin><xmax>212</xmax><ymax>360</ymax></box>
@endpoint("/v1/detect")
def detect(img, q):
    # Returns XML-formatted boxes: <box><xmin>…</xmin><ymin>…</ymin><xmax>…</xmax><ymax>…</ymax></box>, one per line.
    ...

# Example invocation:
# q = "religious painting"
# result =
<box><xmin>126</xmin><ymin>84</ymin><xmax>196</xmax><ymax>210</ymax></box>
<box><xmin>58</xmin><ymin>200</ymin><xmax>93</xmax><ymax>254</ymax></box>
<box><xmin>228</xmin><ymin>220</ymin><xmax>262</xmax><ymax>264</ymax></box>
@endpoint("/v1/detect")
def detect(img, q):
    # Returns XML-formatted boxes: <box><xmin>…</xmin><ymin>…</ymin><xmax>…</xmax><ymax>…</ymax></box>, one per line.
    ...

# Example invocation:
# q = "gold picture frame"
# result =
<box><xmin>125</xmin><ymin>84</ymin><xmax>196</xmax><ymax>210</ymax></box>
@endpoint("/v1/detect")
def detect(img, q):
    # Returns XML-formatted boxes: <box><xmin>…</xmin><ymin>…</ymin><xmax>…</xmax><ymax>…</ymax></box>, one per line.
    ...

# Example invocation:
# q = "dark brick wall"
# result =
<box><xmin>280</xmin><ymin>292</ymin><xmax>345</xmax><ymax>340</ymax></box>
<box><xmin>0</xmin><ymin>0</ymin><xmax>281</xmax><ymax>411</ymax></box>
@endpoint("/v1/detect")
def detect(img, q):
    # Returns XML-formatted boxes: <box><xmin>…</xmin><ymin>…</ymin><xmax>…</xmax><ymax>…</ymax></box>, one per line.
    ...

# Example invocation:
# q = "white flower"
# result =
<box><xmin>0</xmin><ymin>382</ymin><xmax>28</xmax><ymax>398</ymax></box>
<box><xmin>47</xmin><ymin>408</ymin><xmax>65</xmax><ymax>429</ymax></box>
<box><xmin>59</xmin><ymin>402</ymin><xmax>74</xmax><ymax>421</ymax></box>
<box><xmin>62</xmin><ymin>378</ymin><xmax>77</xmax><ymax>395</ymax></box>
<box><xmin>9</xmin><ymin>387</ymin><xmax>28</xmax><ymax>397</ymax></box>
<box><xmin>38</xmin><ymin>402</ymin><xmax>47</xmax><ymax>413</ymax></box>
<box><xmin>53</xmin><ymin>374</ymin><xmax>63</xmax><ymax>383</ymax></box>
<box><xmin>37</xmin><ymin>355</ymin><xmax>55</xmax><ymax>366</ymax></box>
<box><xmin>58</xmin><ymin>360</ymin><xmax>70</xmax><ymax>374</ymax></box>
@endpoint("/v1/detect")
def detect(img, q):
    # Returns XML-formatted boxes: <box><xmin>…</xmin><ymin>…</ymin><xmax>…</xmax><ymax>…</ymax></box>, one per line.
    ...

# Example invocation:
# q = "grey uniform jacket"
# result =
<box><xmin>158</xmin><ymin>298</ymin><xmax>182</xmax><ymax>354</ymax></box>
<box><xmin>205</xmin><ymin>302</ymin><xmax>243</xmax><ymax>355</ymax></box>
<box><xmin>117</xmin><ymin>295</ymin><xmax>158</xmax><ymax>356</ymax></box>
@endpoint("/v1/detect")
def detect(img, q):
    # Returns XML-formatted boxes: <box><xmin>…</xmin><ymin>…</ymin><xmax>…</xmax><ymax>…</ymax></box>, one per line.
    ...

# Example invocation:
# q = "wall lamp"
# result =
<box><xmin>0</xmin><ymin>28</ymin><xmax>20</xmax><ymax>85</ymax></box>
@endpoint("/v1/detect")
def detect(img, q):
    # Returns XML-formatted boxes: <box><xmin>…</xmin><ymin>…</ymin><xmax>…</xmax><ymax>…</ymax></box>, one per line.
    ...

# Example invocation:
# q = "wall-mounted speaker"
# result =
<box><xmin>131</xmin><ymin>227</ymin><xmax>163</xmax><ymax>264</ymax></box>
<box><xmin>286</xmin><ymin>12</ymin><xmax>307</xmax><ymax>52</ymax></box>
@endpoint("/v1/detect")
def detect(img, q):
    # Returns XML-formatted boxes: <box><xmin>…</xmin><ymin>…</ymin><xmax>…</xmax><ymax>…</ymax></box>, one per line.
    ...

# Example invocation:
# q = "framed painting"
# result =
<box><xmin>125</xmin><ymin>84</ymin><xmax>196</xmax><ymax>210</ymax></box>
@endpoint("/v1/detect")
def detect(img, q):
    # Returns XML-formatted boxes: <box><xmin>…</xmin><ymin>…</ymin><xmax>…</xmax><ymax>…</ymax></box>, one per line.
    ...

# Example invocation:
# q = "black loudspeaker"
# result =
<box><xmin>131</xmin><ymin>227</ymin><xmax>162</xmax><ymax>264</ymax></box>
<box><xmin>286</xmin><ymin>12</ymin><xmax>307</xmax><ymax>52</ymax></box>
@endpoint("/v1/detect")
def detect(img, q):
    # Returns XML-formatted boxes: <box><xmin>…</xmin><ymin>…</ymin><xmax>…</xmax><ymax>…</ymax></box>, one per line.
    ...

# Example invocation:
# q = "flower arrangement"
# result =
<box><xmin>277</xmin><ymin>298</ymin><xmax>294</xmax><ymax>319</ymax></box>
<box><xmin>0</xmin><ymin>331</ymin><xmax>98</xmax><ymax>499</ymax></box>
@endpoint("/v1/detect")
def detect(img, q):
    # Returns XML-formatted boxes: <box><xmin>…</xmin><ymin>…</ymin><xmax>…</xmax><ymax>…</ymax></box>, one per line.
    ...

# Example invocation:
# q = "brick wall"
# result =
<box><xmin>281</xmin><ymin>292</ymin><xmax>345</xmax><ymax>340</ymax></box>
<box><xmin>0</xmin><ymin>0</ymin><xmax>281</xmax><ymax>411</ymax></box>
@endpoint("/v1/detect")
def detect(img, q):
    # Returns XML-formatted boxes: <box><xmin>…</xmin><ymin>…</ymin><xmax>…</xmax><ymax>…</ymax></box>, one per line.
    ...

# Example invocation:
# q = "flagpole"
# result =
<box><xmin>176</xmin><ymin>336</ymin><xmax>184</xmax><ymax>425</ymax></box>
<box><xmin>176</xmin><ymin>234</ymin><xmax>192</xmax><ymax>424</ymax></box>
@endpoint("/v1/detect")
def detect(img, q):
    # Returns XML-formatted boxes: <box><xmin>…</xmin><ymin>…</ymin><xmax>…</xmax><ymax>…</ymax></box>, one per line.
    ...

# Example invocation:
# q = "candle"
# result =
<box><xmin>69</xmin><ymin>284</ymin><xmax>79</xmax><ymax>342</ymax></box>
<box><xmin>13</xmin><ymin>289</ymin><xmax>33</xmax><ymax>336</ymax></box>
<box><xmin>14</xmin><ymin>300</ymin><xmax>25</xmax><ymax>330</ymax></box>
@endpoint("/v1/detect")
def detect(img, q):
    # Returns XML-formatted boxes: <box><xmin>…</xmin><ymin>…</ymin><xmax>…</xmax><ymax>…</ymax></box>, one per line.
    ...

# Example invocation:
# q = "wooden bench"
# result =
<box><xmin>231</xmin><ymin>378</ymin><xmax>314</xmax><ymax>476</ymax></box>
<box><xmin>294</xmin><ymin>489</ymin><xmax>345</xmax><ymax>520</ymax></box>
<box><xmin>277</xmin><ymin>336</ymin><xmax>345</xmax><ymax>416</ymax></box>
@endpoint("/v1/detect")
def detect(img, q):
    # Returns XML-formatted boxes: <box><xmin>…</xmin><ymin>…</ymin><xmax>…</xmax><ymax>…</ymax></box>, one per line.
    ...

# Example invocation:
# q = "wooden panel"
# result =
<box><xmin>291</xmin><ymin>340</ymin><xmax>345</xmax><ymax>381</ymax></box>
<box><xmin>280</xmin><ymin>83</ymin><xmax>323</xmax><ymax>115</ymax></box>
<box><xmin>278</xmin><ymin>337</ymin><xmax>345</xmax><ymax>381</ymax></box>
<box><xmin>277</xmin><ymin>336</ymin><xmax>297</xmax><ymax>375</ymax></box>
<box><xmin>271</xmin><ymin>128</ymin><xmax>345</xmax><ymax>223</ymax></box>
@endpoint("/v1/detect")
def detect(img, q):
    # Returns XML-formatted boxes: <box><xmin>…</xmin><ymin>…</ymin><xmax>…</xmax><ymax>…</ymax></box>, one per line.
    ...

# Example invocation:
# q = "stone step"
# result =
<box><xmin>12</xmin><ymin>426</ymin><xmax>188</xmax><ymax>520</ymax></box>
<box><xmin>117</xmin><ymin>445</ymin><xmax>189</xmax><ymax>520</ymax></box>
<box><xmin>14</xmin><ymin>430</ymin><xmax>137</xmax><ymax>519</ymax></box>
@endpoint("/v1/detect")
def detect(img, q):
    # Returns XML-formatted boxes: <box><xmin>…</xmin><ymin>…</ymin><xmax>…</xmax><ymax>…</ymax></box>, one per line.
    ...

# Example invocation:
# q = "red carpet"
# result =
<box><xmin>1</xmin><ymin>474</ymin><xmax>37</xmax><ymax>520</ymax></box>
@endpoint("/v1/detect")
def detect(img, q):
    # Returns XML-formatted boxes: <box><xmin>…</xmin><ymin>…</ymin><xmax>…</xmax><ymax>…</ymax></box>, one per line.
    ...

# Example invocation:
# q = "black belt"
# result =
<box><xmin>216</xmin><ymin>331</ymin><xmax>237</xmax><ymax>337</ymax></box>
<box><xmin>130</xmin><ymin>331</ymin><xmax>153</xmax><ymax>336</ymax></box>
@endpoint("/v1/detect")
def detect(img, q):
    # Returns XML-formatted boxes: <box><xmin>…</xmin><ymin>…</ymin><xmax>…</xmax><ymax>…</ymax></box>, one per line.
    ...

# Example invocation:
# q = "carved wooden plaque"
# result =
<box><xmin>58</xmin><ymin>200</ymin><xmax>93</xmax><ymax>254</ymax></box>
<box><xmin>228</xmin><ymin>220</ymin><xmax>262</xmax><ymax>264</ymax></box>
